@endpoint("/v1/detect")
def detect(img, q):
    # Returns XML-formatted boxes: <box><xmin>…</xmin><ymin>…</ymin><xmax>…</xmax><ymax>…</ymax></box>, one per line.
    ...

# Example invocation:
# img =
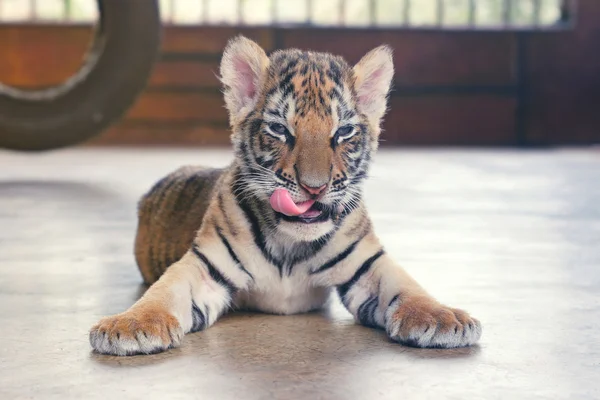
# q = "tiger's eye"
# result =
<box><xmin>269</xmin><ymin>123</ymin><xmax>288</xmax><ymax>135</ymax></box>
<box><xmin>336</xmin><ymin>126</ymin><xmax>353</xmax><ymax>137</ymax></box>
<box><xmin>335</xmin><ymin>125</ymin><xmax>356</xmax><ymax>144</ymax></box>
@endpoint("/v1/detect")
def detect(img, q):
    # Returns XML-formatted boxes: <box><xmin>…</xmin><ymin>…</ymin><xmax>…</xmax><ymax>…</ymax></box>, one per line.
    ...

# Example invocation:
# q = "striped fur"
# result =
<box><xmin>90</xmin><ymin>37</ymin><xmax>482</xmax><ymax>356</ymax></box>
<box><xmin>135</xmin><ymin>166</ymin><xmax>224</xmax><ymax>284</ymax></box>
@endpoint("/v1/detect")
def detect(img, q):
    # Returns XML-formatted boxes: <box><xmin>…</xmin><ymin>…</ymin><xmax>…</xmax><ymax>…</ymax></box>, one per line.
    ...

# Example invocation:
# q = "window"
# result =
<box><xmin>0</xmin><ymin>0</ymin><xmax>571</xmax><ymax>29</ymax></box>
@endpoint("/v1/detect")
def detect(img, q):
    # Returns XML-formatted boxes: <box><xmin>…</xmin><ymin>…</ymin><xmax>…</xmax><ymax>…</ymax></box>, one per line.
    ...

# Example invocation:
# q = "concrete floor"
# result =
<box><xmin>0</xmin><ymin>147</ymin><xmax>599</xmax><ymax>400</ymax></box>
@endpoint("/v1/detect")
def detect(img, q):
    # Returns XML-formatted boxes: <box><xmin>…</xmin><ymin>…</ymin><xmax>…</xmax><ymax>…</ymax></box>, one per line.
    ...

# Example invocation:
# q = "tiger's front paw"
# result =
<box><xmin>89</xmin><ymin>305</ymin><xmax>183</xmax><ymax>356</ymax></box>
<box><xmin>386</xmin><ymin>296</ymin><xmax>481</xmax><ymax>349</ymax></box>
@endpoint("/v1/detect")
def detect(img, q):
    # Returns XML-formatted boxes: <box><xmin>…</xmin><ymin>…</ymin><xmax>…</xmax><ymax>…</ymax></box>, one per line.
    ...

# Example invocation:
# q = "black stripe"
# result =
<box><xmin>143</xmin><ymin>175</ymin><xmax>170</xmax><ymax>199</ymax></box>
<box><xmin>249</xmin><ymin>118</ymin><xmax>264</xmax><ymax>137</ymax></box>
<box><xmin>310</xmin><ymin>238</ymin><xmax>362</xmax><ymax>275</ymax></box>
<box><xmin>266</xmin><ymin>108</ymin><xmax>282</xmax><ymax>118</ymax></box>
<box><xmin>350</xmin><ymin>170</ymin><xmax>368</xmax><ymax>185</ymax></box>
<box><xmin>285</xmin><ymin>233</ymin><xmax>333</xmax><ymax>276</ymax></box>
<box><xmin>357</xmin><ymin>295</ymin><xmax>379</xmax><ymax>328</ymax></box>
<box><xmin>215</xmin><ymin>225</ymin><xmax>254</xmax><ymax>281</ymax></box>
<box><xmin>232</xmin><ymin>176</ymin><xmax>285</xmax><ymax>276</ymax></box>
<box><xmin>218</xmin><ymin>192</ymin><xmax>238</xmax><ymax>237</ymax></box>
<box><xmin>388</xmin><ymin>294</ymin><xmax>400</xmax><ymax>308</ymax></box>
<box><xmin>148</xmin><ymin>176</ymin><xmax>179</xmax><ymax>216</ymax></box>
<box><xmin>383</xmin><ymin>294</ymin><xmax>400</xmax><ymax>326</ymax></box>
<box><xmin>190</xmin><ymin>300</ymin><xmax>207</xmax><ymax>333</ymax></box>
<box><xmin>192</xmin><ymin>245</ymin><xmax>237</xmax><ymax>294</ymax></box>
<box><xmin>238</xmin><ymin>141</ymin><xmax>254</xmax><ymax>168</ymax></box>
<box><xmin>278</xmin><ymin>73</ymin><xmax>295</xmax><ymax>92</ymax></box>
<box><xmin>171</xmin><ymin>174</ymin><xmax>199</xmax><ymax>211</ymax></box>
<box><xmin>337</xmin><ymin>249</ymin><xmax>385</xmax><ymax>303</ymax></box>
<box><xmin>260</xmin><ymin>158</ymin><xmax>276</xmax><ymax>169</ymax></box>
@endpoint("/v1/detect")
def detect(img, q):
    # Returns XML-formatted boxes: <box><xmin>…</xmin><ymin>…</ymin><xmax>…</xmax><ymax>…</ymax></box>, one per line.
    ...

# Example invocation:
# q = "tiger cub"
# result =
<box><xmin>90</xmin><ymin>36</ymin><xmax>482</xmax><ymax>355</ymax></box>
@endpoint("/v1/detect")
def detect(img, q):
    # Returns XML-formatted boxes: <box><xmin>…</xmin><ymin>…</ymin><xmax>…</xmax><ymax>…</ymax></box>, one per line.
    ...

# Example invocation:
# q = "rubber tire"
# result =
<box><xmin>0</xmin><ymin>0</ymin><xmax>161</xmax><ymax>151</ymax></box>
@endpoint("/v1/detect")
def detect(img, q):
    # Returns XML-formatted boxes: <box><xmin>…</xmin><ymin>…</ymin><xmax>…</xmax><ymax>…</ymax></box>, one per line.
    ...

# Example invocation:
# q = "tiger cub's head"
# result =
<box><xmin>220</xmin><ymin>36</ymin><xmax>393</xmax><ymax>240</ymax></box>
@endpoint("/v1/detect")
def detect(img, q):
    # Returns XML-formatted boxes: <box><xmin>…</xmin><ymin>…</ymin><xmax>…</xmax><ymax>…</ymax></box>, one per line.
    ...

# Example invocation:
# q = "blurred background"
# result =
<box><xmin>0</xmin><ymin>0</ymin><xmax>597</xmax><ymax>148</ymax></box>
<box><xmin>2</xmin><ymin>4</ymin><xmax>600</xmax><ymax>398</ymax></box>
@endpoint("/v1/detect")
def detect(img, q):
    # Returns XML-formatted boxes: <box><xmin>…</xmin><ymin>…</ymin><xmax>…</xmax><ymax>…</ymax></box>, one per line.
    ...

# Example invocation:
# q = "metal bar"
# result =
<box><xmin>436</xmin><ymin>0</ymin><xmax>444</xmax><ymax>26</ymax></box>
<box><xmin>503</xmin><ymin>0</ymin><xmax>512</xmax><ymax>26</ymax></box>
<box><xmin>237</xmin><ymin>0</ymin><xmax>243</xmax><ymax>24</ymax></box>
<box><xmin>274</xmin><ymin>26</ymin><xmax>285</xmax><ymax>49</ymax></box>
<box><xmin>339</xmin><ymin>0</ymin><xmax>346</xmax><ymax>26</ymax></box>
<box><xmin>30</xmin><ymin>0</ymin><xmax>37</xmax><ymax>21</ymax></box>
<box><xmin>559</xmin><ymin>0</ymin><xmax>573</xmax><ymax>24</ymax></box>
<box><xmin>532</xmin><ymin>0</ymin><xmax>541</xmax><ymax>27</ymax></box>
<box><xmin>142</xmin><ymin>0</ymin><xmax>573</xmax><ymax>30</ymax></box>
<box><xmin>402</xmin><ymin>0</ymin><xmax>411</xmax><ymax>26</ymax></box>
<box><xmin>202</xmin><ymin>0</ymin><xmax>209</xmax><ymax>24</ymax></box>
<box><xmin>468</xmin><ymin>0</ymin><xmax>476</xmax><ymax>26</ymax></box>
<box><xmin>63</xmin><ymin>0</ymin><xmax>71</xmax><ymax>21</ymax></box>
<box><xmin>168</xmin><ymin>0</ymin><xmax>175</xmax><ymax>23</ymax></box>
<box><xmin>369</xmin><ymin>0</ymin><xmax>376</xmax><ymax>27</ymax></box>
<box><xmin>271</xmin><ymin>0</ymin><xmax>278</xmax><ymax>23</ymax></box>
<box><xmin>514</xmin><ymin>33</ymin><xmax>529</xmax><ymax>146</ymax></box>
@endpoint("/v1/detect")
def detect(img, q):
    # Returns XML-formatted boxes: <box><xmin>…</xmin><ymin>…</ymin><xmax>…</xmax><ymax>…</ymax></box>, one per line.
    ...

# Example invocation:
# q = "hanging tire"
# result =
<box><xmin>0</xmin><ymin>0</ymin><xmax>161</xmax><ymax>151</ymax></box>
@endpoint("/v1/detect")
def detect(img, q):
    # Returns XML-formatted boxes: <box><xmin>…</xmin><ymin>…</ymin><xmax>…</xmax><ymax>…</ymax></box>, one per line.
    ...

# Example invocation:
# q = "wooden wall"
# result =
<box><xmin>1</xmin><ymin>0</ymin><xmax>599</xmax><ymax>147</ymax></box>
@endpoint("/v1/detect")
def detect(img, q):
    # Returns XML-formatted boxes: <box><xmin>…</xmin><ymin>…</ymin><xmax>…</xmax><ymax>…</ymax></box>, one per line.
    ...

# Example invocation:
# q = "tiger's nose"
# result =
<box><xmin>300</xmin><ymin>183</ymin><xmax>327</xmax><ymax>196</ymax></box>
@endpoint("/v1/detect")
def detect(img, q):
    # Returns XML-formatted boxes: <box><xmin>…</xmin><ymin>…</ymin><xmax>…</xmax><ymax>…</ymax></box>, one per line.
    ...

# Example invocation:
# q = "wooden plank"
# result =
<box><xmin>525</xmin><ymin>0</ymin><xmax>600</xmax><ymax>145</ymax></box>
<box><xmin>282</xmin><ymin>29</ymin><xmax>514</xmax><ymax>86</ymax></box>
<box><xmin>150</xmin><ymin>61</ymin><xmax>221</xmax><ymax>88</ymax></box>
<box><xmin>96</xmin><ymin>96</ymin><xmax>514</xmax><ymax>147</ymax></box>
<box><xmin>126</xmin><ymin>92</ymin><xmax>228</xmax><ymax>123</ymax></box>
<box><xmin>88</xmin><ymin>124</ymin><xmax>231</xmax><ymax>146</ymax></box>
<box><xmin>0</xmin><ymin>24</ymin><xmax>526</xmax><ymax>146</ymax></box>
<box><xmin>0</xmin><ymin>25</ymin><xmax>272</xmax><ymax>87</ymax></box>
<box><xmin>0</xmin><ymin>25</ymin><xmax>92</xmax><ymax>87</ymax></box>
<box><xmin>162</xmin><ymin>26</ymin><xmax>274</xmax><ymax>54</ymax></box>
<box><xmin>383</xmin><ymin>96</ymin><xmax>516</xmax><ymax>145</ymax></box>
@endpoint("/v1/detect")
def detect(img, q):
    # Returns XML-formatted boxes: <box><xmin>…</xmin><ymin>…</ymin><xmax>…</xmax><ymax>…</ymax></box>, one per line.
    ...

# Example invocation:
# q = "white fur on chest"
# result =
<box><xmin>237</xmin><ymin>275</ymin><xmax>331</xmax><ymax>315</ymax></box>
<box><xmin>229</xmin><ymin>224</ymin><xmax>351</xmax><ymax>315</ymax></box>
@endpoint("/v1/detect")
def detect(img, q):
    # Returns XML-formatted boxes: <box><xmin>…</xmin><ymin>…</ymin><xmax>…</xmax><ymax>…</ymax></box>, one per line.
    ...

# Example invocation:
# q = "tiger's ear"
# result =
<box><xmin>353</xmin><ymin>45</ymin><xmax>394</xmax><ymax>128</ymax></box>
<box><xmin>220</xmin><ymin>36</ymin><xmax>270</xmax><ymax>124</ymax></box>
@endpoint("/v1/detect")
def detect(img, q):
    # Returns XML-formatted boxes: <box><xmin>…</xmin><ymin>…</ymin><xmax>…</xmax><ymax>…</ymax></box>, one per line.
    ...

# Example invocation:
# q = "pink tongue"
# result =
<box><xmin>270</xmin><ymin>188</ymin><xmax>315</xmax><ymax>216</ymax></box>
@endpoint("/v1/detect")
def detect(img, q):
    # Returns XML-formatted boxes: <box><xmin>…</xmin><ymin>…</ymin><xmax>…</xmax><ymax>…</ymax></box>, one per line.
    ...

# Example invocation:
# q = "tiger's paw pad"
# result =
<box><xmin>89</xmin><ymin>307</ymin><xmax>183</xmax><ymax>356</ymax></box>
<box><xmin>386</xmin><ymin>296</ymin><xmax>481</xmax><ymax>349</ymax></box>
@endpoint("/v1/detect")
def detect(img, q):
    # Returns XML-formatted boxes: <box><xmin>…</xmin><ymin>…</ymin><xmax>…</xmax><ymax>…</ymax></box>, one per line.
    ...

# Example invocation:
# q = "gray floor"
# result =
<box><xmin>1</xmin><ymin>148</ymin><xmax>599</xmax><ymax>400</ymax></box>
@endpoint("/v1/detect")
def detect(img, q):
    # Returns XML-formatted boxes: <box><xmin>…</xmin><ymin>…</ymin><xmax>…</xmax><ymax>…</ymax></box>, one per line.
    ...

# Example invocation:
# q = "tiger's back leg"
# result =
<box><xmin>134</xmin><ymin>165</ymin><xmax>225</xmax><ymax>285</ymax></box>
